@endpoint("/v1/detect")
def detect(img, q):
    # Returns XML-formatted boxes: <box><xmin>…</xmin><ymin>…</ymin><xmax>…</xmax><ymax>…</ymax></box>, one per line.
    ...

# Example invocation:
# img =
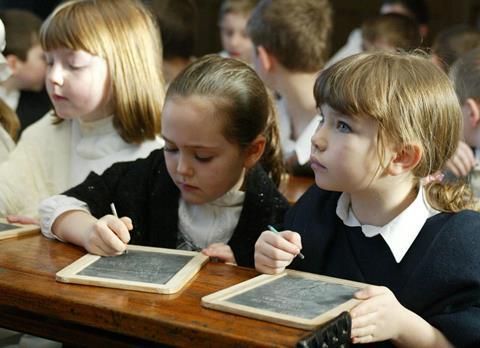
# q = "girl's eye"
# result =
<box><xmin>164</xmin><ymin>147</ymin><xmax>178</xmax><ymax>153</ymax></box>
<box><xmin>337</xmin><ymin>121</ymin><xmax>352</xmax><ymax>133</ymax></box>
<box><xmin>68</xmin><ymin>64</ymin><xmax>83</xmax><ymax>70</ymax></box>
<box><xmin>195</xmin><ymin>155</ymin><xmax>213</xmax><ymax>163</ymax></box>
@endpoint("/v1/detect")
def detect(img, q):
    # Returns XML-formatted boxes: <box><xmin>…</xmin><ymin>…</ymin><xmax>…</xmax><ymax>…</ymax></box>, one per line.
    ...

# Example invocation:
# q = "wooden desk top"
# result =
<box><xmin>279</xmin><ymin>175</ymin><xmax>315</xmax><ymax>204</ymax></box>
<box><xmin>0</xmin><ymin>234</ymin><xmax>309</xmax><ymax>347</ymax></box>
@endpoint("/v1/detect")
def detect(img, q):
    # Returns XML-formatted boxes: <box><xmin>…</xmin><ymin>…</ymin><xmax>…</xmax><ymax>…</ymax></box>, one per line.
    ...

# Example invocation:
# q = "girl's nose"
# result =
<box><xmin>176</xmin><ymin>155</ymin><xmax>193</xmax><ymax>177</ymax></box>
<box><xmin>311</xmin><ymin>128</ymin><xmax>327</xmax><ymax>152</ymax></box>
<box><xmin>47</xmin><ymin>63</ymin><xmax>64</xmax><ymax>86</ymax></box>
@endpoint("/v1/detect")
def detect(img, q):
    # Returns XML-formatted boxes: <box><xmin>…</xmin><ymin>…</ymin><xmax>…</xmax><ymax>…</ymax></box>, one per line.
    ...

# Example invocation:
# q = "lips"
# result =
<box><xmin>310</xmin><ymin>156</ymin><xmax>327</xmax><ymax>171</ymax></box>
<box><xmin>178</xmin><ymin>182</ymin><xmax>199</xmax><ymax>192</ymax></box>
<box><xmin>51</xmin><ymin>93</ymin><xmax>67</xmax><ymax>102</ymax></box>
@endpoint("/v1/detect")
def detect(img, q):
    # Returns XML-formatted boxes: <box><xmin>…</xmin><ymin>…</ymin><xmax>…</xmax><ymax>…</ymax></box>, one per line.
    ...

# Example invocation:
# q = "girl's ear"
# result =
<box><xmin>387</xmin><ymin>143</ymin><xmax>422</xmax><ymax>176</ymax></box>
<box><xmin>243</xmin><ymin>135</ymin><xmax>266</xmax><ymax>169</ymax></box>
<box><xmin>465</xmin><ymin>98</ymin><xmax>480</xmax><ymax>127</ymax></box>
<box><xmin>257</xmin><ymin>45</ymin><xmax>275</xmax><ymax>72</ymax></box>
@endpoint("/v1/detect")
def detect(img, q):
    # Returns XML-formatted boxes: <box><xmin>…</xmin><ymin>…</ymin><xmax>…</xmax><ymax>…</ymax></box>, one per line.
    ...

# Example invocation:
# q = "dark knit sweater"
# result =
<box><xmin>63</xmin><ymin>149</ymin><xmax>289</xmax><ymax>268</ymax></box>
<box><xmin>286</xmin><ymin>186</ymin><xmax>480</xmax><ymax>348</ymax></box>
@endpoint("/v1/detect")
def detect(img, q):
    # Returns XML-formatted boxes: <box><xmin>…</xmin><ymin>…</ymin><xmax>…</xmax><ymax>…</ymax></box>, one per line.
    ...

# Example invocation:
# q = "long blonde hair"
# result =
<box><xmin>167</xmin><ymin>54</ymin><xmax>284</xmax><ymax>186</ymax></box>
<box><xmin>40</xmin><ymin>0</ymin><xmax>164</xmax><ymax>144</ymax></box>
<box><xmin>314</xmin><ymin>50</ymin><xmax>475</xmax><ymax>212</ymax></box>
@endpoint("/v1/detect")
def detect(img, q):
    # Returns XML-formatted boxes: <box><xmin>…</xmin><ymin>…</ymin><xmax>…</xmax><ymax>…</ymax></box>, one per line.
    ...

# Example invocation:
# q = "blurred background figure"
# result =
<box><xmin>147</xmin><ymin>0</ymin><xmax>197</xmax><ymax>84</ymax></box>
<box><xmin>326</xmin><ymin>0</ymin><xmax>429</xmax><ymax>67</ymax></box>
<box><xmin>431</xmin><ymin>25</ymin><xmax>480</xmax><ymax>72</ymax></box>
<box><xmin>362</xmin><ymin>13</ymin><xmax>421</xmax><ymax>52</ymax></box>
<box><xmin>0</xmin><ymin>9</ymin><xmax>51</xmax><ymax>133</ymax></box>
<box><xmin>0</xmin><ymin>16</ymin><xmax>19</xmax><ymax>164</ymax></box>
<box><xmin>218</xmin><ymin>0</ymin><xmax>258</xmax><ymax>64</ymax></box>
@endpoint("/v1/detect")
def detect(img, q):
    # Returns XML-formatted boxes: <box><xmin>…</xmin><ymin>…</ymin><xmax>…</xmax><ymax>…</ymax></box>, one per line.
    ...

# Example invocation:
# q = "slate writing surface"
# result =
<box><xmin>228</xmin><ymin>275</ymin><xmax>357</xmax><ymax>319</ymax></box>
<box><xmin>0</xmin><ymin>222</ymin><xmax>19</xmax><ymax>232</ymax></box>
<box><xmin>78</xmin><ymin>250</ymin><xmax>193</xmax><ymax>284</ymax></box>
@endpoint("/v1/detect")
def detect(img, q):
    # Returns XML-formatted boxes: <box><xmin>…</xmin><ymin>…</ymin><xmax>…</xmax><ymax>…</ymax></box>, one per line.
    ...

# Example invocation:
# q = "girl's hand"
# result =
<box><xmin>6</xmin><ymin>215</ymin><xmax>39</xmax><ymax>225</ymax></box>
<box><xmin>82</xmin><ymin>215</ymin><xmax>132</xmax><ymax>256</ymax></box>
<box><xmin>350</xmin><ymin>285</ymin><xmax>408</xmax><ymax>344</ymax></box>
<box><xmin>202</xmin><ymin>243</ymin><xmax>237</xmax><ymax>264</ymax></box>
<box><xmin>254</xmin><ymin>230</ymin><xmax>302</xmax><ymax>274</ymax></box>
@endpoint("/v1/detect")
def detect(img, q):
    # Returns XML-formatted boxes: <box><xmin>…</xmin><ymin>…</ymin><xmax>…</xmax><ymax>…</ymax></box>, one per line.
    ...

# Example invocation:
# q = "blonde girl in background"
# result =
<box><xmin>40</xmin><ymin>54</ymin><xmax>289</xmax><ymax>267</ymax></box>
<box><xmin>255</xmin><ymin>51</ymin><xmax>480</xmax><ymax>346</ymax></box>
<box><xmin>0</xmin><ymin>0</ymin><xmax>164</xmax><ymax>220</ymax></box>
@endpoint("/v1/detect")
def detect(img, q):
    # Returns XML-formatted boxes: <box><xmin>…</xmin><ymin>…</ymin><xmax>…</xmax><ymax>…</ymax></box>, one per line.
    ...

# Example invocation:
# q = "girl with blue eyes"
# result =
<box><xmin>255</xmin><ymin>51</ymin><xmax>480</xmax><ymax>346</ymax></box>
<box><xmin>0</xmin><ymin>0</ymin><xmax>164</xmax><ymax>219</ymax></box>
<box><xmin>40</xmin><ymin>54</ymin><xmax>289</xmax><ymax>267</ymax></box>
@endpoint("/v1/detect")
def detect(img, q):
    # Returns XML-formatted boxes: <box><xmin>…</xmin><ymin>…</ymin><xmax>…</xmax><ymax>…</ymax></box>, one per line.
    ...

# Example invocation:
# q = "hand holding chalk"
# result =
<box><xmin>267</xmin><ymin>225</ymin><xmax>305</xmax><ymax>259</ymax></box>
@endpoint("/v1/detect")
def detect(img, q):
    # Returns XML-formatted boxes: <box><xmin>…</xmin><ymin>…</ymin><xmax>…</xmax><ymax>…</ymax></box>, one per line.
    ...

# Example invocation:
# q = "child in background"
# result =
<box><xmin>432</xmin><ymin>27</ymin><xmax>480</xmax><ymax>179</ymax></box>
<box><xmin>362</xmin><ymin>13</ymin><xmax>421</xmax><ymax>52</ymax></box>
<box><xmin>0</xmin><ymin>0</ymin><xmax>164</xmax><ymax>219</ymax></box>
<box><xmin>40</xmin><ymin>55</ymin><xmax>289</xmax><ymax>268</ymax></box>
<box><xmin>448</xmin><ymin>47</ymin><xmax>480</xmax><ymax>198</ymax></box>
<box><xmin>0</xmin><ymin>9</ymin><xmax>51</xmax><ymax>132</ymax></box>
<box><xmin>218</xmin><ymin>0</ymin><xmax>258</xmax><ymax>64</ymax></box>
<box><xmin>326</xmin><ymin>0</ymin><xmax>429</xmax><ymax>67</ymax></box>
<box><xmin>431</xmin><ymin>25</ymin><xmax>480</xmax><ymax>73</ymax></box>
<box><xmin>0</xmin><ymin>18</ymin><xmax>20</xmax><ymax>163</ymax></box>
<box><xmin>147</xmin><ymin>0</ymin><xmax>197</xmax><ymax>84</ymax></box>
<box><xmin>247</xmin><ymin>0</ymin><xmax>332</xmax><ymax>175</ymax></box>
<box><xmin>255</xmin><ymin>51</ymin><xmax>480</xmax><ymax>346</ymax></box>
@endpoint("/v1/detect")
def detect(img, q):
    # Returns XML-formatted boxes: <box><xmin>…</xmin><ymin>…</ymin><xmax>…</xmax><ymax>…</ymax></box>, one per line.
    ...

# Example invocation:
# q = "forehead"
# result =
<box><xmin>161</xmin><ymin>96</ymin><xmax>229</xmax><ymax>147</ymax></box>
<box><xmin>220</xmin><ymin>12</ymin><xmax>249</xmax><ymax>28</ymax></box>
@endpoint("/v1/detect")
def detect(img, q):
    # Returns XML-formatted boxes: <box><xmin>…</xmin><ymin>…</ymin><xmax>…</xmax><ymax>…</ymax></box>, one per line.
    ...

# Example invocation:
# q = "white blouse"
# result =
<box><xmin>0</xmin><ymin>111</ymin><xmax>163</xmax><ymax>217</ymax></box>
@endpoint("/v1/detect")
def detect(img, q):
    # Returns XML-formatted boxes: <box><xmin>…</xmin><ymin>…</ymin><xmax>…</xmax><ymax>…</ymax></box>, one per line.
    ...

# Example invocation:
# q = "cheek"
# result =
<box><xmin>164</xmin><ymin>155</ymin><xmax>177</xmax><ymax>176</ymax></box>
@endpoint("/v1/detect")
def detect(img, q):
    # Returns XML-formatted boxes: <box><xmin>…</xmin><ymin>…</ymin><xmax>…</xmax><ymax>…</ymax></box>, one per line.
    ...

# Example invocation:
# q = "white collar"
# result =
<box><xmin>336</xmin><ymin>187</ymin><xmax>438</xmax><ymax>263</ymax></box>
<box><xmin>178</xmin><ymin>187</ymin><xmax>245</xmax><ymax>249</ymax></box>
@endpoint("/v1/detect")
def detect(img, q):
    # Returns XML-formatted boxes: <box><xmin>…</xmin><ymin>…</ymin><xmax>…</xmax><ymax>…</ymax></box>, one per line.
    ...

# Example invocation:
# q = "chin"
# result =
<box><xmin>181</xmin><ymin>193</ymin><xmax>207</xmax><ymax>205</ymax></box>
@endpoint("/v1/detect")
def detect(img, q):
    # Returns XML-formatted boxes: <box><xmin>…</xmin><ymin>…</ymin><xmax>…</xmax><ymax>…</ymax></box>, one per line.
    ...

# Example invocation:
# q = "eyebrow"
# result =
<box><xmin>161</xmin><ymin>135</ymin><xmax>219</xmax><ymax>149</ymax></box>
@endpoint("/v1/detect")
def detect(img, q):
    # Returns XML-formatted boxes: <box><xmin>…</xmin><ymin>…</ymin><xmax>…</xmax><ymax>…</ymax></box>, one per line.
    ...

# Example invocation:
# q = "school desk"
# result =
<box><xmin>280</xmin><ymin>175</ymin><xmax>314</xmax><ymax>204</ymax></box>
<box><xmin>0</xmin><ymin>234</ymin><xmax>311</xmax><ymax>347</ymax></box>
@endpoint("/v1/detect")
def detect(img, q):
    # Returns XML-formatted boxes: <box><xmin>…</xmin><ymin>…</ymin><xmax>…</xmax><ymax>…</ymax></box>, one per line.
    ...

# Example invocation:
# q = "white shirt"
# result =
<box><xmin>325</xmin><ymin>28</ymin><xmax>363</xmax><ymax>68</ymax></box>
<box><xmin>0</xmin><ymin>111</ymin><xmax>163</xmax><ymax>217</ymax></box>
<box><xmin>0</xmin><ymin>126</ymin><xmax>14</xmax><ymax>163</ymax></box>
<box><xmin>336</xmin><ymin>187</ymin><xmax>438</xmax><ymax>263</ymax></box>
<box><xmin>277</xmin><ymin>98</ymin><xmax>320</xmax><ymax>165</ymax></box>
<box><xmin>0</xmin><ymin>85</ymin><xmax>20</xmax><ymax>111</ymax></box>
<box><xmin>178</xmin><ymin>189</ymin><xmax>245</xmax><ymax>250</ymax></box>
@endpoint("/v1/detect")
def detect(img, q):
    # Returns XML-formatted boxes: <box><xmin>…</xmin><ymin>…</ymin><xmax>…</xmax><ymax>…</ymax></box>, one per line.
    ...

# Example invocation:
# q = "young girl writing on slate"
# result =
<box><xmin>254</xmin><ymin>51</ymin><xmax>480</xmax><ymax>347</ymax></box>
<box><xmin>40</xmin><ymin>54</ymin><xmax>289</xmax><ymax>267</ymax></box>
<box><xmin>0</xmin><ymin>0</ymin><xmax>164</xmax><ymax>219</ymax></box>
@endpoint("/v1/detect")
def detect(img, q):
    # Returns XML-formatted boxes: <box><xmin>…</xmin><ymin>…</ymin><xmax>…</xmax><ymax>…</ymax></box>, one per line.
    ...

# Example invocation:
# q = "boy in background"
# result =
<box><xmin>147</xmin><ymin>0</ymin><xmax>197</xmax><ymax>84</ymax></box>
<box><xmin>362</xmin><ymin>13</ymin><xmax>421</xmax><ymax>52</ymax></box>
<box><xmin>218</xmin><ymin>0</ymin><xmax>258</xmax><ymax>64</ymax></box>
<box><xmin>0</xmin><ymin>9</ymin><xmax>51</xmax><ymax>133</ymax></box>
<box><xmin>247</xmin><ymin>0</ymin><xmax>332</xmax><ymax>174</ymax></box>
<box><xmin>431</xmin><ymin>25</ymin><xmax>480</xmax><ymax>73</ymax></box>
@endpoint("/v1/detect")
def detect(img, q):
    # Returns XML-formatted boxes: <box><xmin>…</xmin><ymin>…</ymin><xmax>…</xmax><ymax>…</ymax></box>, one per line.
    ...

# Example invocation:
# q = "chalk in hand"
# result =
<box><xmin>110</xmin><ymin>202</ymin><xmax>128</xmax><ymax>254</ymax></box>
<box><xmin>267</xmin><ymin>225</ymin><xmax>305</xmax><ymax>259</ymax></box>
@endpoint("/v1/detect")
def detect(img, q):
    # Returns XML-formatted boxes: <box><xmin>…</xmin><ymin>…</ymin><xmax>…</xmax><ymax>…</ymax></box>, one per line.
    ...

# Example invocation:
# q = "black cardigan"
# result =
<box><xmin>63</xmin><ymin>149</ymin><xmax>289</xmax><ymax>267</ymax></box>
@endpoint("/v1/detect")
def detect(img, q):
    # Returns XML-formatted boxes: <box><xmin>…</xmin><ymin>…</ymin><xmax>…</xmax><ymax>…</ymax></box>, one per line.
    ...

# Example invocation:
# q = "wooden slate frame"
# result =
<box><xmin>56</xmin><ymin>245</ymin><xmax>209</xmax><ymax>294</ymax></box>
<box><xmin>202</xmin><ymin>269</ymin><xmax>367</xmax><ymax>329</ymax></box>
<box><xmin>0</xmin><ymin>218</ymin><xmax>39</xmax><ymax>240</ymax></box>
